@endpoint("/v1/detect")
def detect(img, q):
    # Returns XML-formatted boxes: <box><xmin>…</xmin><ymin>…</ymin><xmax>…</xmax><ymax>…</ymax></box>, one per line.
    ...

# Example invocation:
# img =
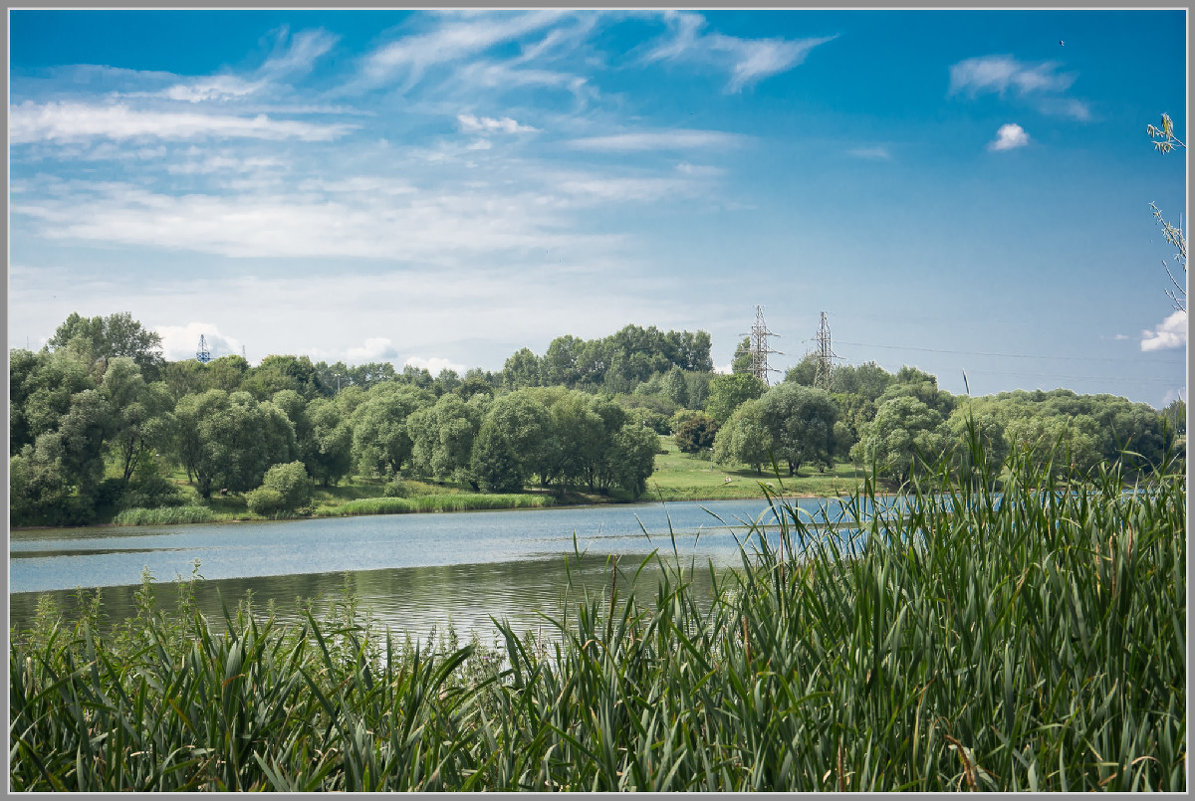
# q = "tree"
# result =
<box><xmin>661</xmin><ymin>366</ymin><xmax>690</xmax><ymax>408</ymax></box>
<box><xmin>673</xmin><ymin>412</ymin><xmax>719</xmax><ymax>454</ymax></box>
<box><xmin>706</xmin><ymin>373</ymin><xmax>765</xmax><ymax>425</ymax></box>
<box><xmin>731</xmin><ymin>337</ymin><xmax>754</xmax><ymax>375</ymax></box>
<box><xmin>756</xmin><ymin>383</ymin><xmax>839</xmax><ymax>475</ymax></box>
<box><xmin>305</xmin><ymin>398</ymin><xmax>354</xmax><ymax>486</ymax></box>
<box><xmin>853</xmin><ymin>396</ymin><xmax>950</xmax><ymax>483</ymax></box>
<box><xmin>407</xmin><ymin>392</ymin><xmax>483</xmax><ymax>482</ymax></box>
<box><xmin>242</xmin><ymin>355</ymin><xmax>325</xmax><ymax>399</ymax></box>
<box><xmin>603</xmin><ymin>422</ymin><xmax>659</xmax><ymax>498</ymax></box>
<box><xmin>351</xmin><ymin>384</ymin><xmax>433</xmax><ymax>477</ymax></box>
<box><xmin>470</xmin><ymin>390</ymin><xmax>552</xmax><ymax>491</ymax></box>
<box><xmin>713</xmin><ymin>398</ymin><xmax>770</xmax><ymax>474</ymax></box>
<box><xmin>783</xmin><ymin>354</ymin><xmax>820</xmax><ymax>386</ymax></box>
<box><xmin>502</xmin><ymin>347</ymin><xmax>543</xmax><ymax>389</ymax></box>
<box><xmin>172</xmin><ymin>390</ymin><xmax>297</xmax><ymax>497</ymax></box>
<box><xmin>100</xmin><ymin>357</ymin><xmax>174</xmax><ymax>482</ymax></box>
<box><xmin>46</xmin><ymin>311</ymin><xmax>165</xmax><ymax>380</ymax></box>
<box><xmin>470</xmin><ymin>420</ymin><xmax>525</xmax><ymax>493</ymax></box>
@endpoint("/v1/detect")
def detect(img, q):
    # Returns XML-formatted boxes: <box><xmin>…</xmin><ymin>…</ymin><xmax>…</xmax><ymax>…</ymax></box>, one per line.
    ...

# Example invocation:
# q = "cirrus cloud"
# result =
<box><xmin>9</xmin><ymin>101</ymin><xmax>356</xmax><ymax>143</ymax></box>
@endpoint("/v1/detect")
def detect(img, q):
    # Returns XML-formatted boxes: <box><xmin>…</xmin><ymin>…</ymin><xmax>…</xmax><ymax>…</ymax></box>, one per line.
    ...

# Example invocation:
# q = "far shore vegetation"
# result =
<box><xmin>11</xmin><ymin>312</ymin><xmax>1184</xmax><ymax>531</ymax></box>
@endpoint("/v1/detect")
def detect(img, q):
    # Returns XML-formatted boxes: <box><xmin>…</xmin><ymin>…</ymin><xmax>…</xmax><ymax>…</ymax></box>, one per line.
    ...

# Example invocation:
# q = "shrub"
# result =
<box><xmin>383</xmin><ymin>474</ymin><xmax>412</xmax><ymax>498</ymax></box>
<box><xmin>258</xmin><ymin>461</ymin><xmax>312</xmax><ymax>513</ymax></box>
<box><xmin>245</xmin><ymin>486</ymin><xmax>287</xmax><ymax>517</ymax></box>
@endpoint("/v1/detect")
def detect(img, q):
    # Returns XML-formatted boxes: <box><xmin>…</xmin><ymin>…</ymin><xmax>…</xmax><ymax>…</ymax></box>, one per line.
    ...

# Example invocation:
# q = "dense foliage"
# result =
<box><xmin>10</xmin><ymin>448</ymin><xmax>1185</xmax><ymax>790</ymax></box>
<box><xmin>9</xmin><ymin>311</ymin><xmax>1180</xmax><ymax>527</ymax></box>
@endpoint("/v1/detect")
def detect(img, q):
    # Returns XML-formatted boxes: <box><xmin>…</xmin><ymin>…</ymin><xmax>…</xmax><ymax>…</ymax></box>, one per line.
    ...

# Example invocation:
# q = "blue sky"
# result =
<box><xmin>8</xmin><ymin>9</ymin><xmax>1188</xmax><ymax>408</ymax></box>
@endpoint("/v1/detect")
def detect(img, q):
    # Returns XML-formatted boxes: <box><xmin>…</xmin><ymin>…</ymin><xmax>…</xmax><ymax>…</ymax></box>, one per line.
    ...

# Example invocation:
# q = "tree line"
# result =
<box><xmin>9</xmin><ymin>314</ymin><xmax>687</xmax><ymax>526</ymax></box>
<box><xmin>10</xmin><ymin>312</ymin><xmax>1181</xmax><ymax>527</ymax></box>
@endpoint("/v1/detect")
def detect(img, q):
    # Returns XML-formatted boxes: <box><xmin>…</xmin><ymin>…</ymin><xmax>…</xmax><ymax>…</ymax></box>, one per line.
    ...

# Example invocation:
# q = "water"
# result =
<box><xmin>9</xmin><ymin>497</ymin><xmax>861</xmax><ymax>639</ymax></box>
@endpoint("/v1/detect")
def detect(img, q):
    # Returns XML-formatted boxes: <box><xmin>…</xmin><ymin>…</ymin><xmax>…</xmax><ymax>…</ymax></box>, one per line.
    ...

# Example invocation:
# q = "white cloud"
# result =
<box><xmin>466</xmin><ymin>138</ymin><xmax>492</xmax><ymax>151</ymax></box>
<box><xmin>1141</xmin><ymin>310</ymin><xmax>1188</xmax><ymax>352</ymax></box>
<box><xmin>15</xmin><ymin>180</ymin><xmax>618</xmax><ymax>260</ymax></box>
<box><xmin>646</xmin><ymin>11</ymin><xmax>834</xmax><ymax>92</ymax></box>
<box><xmin>154</xmin><ymin>322</ymin><xmax>245</xmax><ymax>363</ymax></box>
<box><xmin>161</xmin><ymin>27</ymin><xmax>338</xmax><ymax>103</ymax></box>
<box><xmin>456</xmin><ymin>113</ymin><xmax>538</xmax><ymax>134</ymax></box>
<box><xmin>358</xmin><ymin>11</ymin><xmax>567</xmax><ymax>88</ymax></box>
<box><xmin>1113</xmin><ymin>333</ymin><xmax>1129</xmax><ymax>341</ymax></box>
<box><xmin>949</xmin><ymin>54</ymin><xmax>1090</xmax><ymax>121</ymax></box>
<box><xmin>9</xmin><ymin>101</ymin><xmax>356</xmax><ymax>143</ymax></box>
<box><xmin>988</xmin><ymin>123</ymin><xmax>1029</xmax><ymax>151</ymax></box>
<box><xmin>568</xmin><ymin>129</ymin><xmax>742</xmax><ymax>152</ymax></box>
<box><xmin>949</xmin><ymin>55</ymin><xmax>1075</xmax><ymax>97</ymax></box>
<box><xmin>347</xmin><ymin>337</ymin><xmax>399</xmax><ymax>362</ymax></box>
<box><xmin>405</xmin><ymin>355</ymin><xmax>468</xmax><ymax>376</ymax></box>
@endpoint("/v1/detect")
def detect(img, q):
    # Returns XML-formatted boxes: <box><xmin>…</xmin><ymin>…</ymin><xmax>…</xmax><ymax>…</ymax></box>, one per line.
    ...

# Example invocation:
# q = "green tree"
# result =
<box><xmin>100</xmin><ymin>357</ymin><xmax>174</xmax><ymax>482</ymax></box>
<box><xmin>408</xmin><ymin>393</ymin><xmax>484</xmax><ymax>482</ymax></box>
<box><xmin>502</xmin><ymin>347</ymin><xmax>543</xmax><ymax>389</ymax></box>
<box><xmin>172</xmin><ymin>390</ymin><xmax>297</xmax><ymax>497</ymax></box>
<box><xmin>783</xmin><ymin>354</ymin><xmax>820</xmax><ymax>386</ymax></box>
<box><xmin>673</xmin><ymin>412</ymin><xmax>719</xmax><ymax>454</ymax></box>
<box><xmin>713</xmin><ymin>398</ymin><xmax>770</xmax><ymax>474</ymax></box>
<box><xmin>706</xmin><ymin>373</ymin><xmax>765</xmax><ymax>425</ymax></box>
<box><xmin>657</xmin><ymin>366</ymin><xmax>688</xmax><ymax>408</ymax></box>
<box><xmin>350</xmin><ymin>384</ymin><xmax>433</xmax><ymax>478</ymax></box>
<box><xmin>470</xmin><ymin>390</ymin><xmax>552</xmax><ymax>491</ymax></box>
<box><xmin>305</xmin><ymin>398</ymin><xmax>354</xmax><ymax>486</ymax></box>
<box><xmin>242</xmin><ymin>355</ymin><xmax>325</xmax><ymax>400</ymax></box>
<box><xmin>853</xmin><ymin>396</ymin><xmax>950</xmax><ymax>483</ymax></box>
<box><xmin>731</xmin><ymin>337</ymin><xmax>754</xmax><ymax>375</ymax></box>
<box><xmin>46</xmin><ymin>311</ymin><xmax>165</xmax><ymax>380</ymax></box>
<box><xmin>603</xmin><ymin>422</ymin><xmax>659</xmax><ymax>498</ymax></box>
<box><xmin>756</xmin><ymin>383</ymin><xmax>839</xmax><ymax>476</ymax></box>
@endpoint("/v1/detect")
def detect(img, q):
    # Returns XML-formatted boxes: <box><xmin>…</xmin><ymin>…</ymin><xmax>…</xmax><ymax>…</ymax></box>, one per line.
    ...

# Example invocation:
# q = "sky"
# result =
<box><xmin>7</xmin><ymin>9</ymin><xmax>1188</xmax><ymax>408</ymax></box>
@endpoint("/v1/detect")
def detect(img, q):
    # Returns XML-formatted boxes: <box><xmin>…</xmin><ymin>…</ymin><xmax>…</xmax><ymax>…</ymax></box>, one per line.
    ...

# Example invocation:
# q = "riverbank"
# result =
<box><xmin>78</xmin><ymin>447</ymin><xmax>870</xmax><ymax>528</ymax></box>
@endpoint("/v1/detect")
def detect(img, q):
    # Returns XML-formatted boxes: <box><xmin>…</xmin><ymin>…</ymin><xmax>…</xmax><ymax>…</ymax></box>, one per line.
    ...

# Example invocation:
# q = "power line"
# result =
<box><xmin>834</xmin><ymin>339</ymin><xmax>1184</xmax><ymax>365</ymax></box>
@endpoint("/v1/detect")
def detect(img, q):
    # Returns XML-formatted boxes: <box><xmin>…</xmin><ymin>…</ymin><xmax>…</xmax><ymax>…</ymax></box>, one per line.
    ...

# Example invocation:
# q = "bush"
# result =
<box><xmin>383</xmin><ymin>474</ymin><xmax>412</xmax><ymax>498</ymax></box>
<box><xmin>258</xmin><ymin>461</ymin><xmax>312</xmax><ymax>513</ymax></box>
<box><xmin>245</xmin><ymin>486</ymin><xmax>287</xmax><ymax>517</ymax></box>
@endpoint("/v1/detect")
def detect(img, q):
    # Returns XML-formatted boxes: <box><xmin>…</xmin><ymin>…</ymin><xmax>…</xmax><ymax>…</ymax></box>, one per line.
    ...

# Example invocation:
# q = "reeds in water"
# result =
<box><xmin>10</xmin><ymin>437</ymin><xmax>1185</xmax><ymax>791</ymax></box>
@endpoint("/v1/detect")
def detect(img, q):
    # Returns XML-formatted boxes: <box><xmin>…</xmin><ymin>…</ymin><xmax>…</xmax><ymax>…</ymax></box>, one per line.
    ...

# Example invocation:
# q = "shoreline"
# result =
<box><xmin>9</xmin><ymin>483</ymin><xmax>867</xmax><ymax>533</ymax></box>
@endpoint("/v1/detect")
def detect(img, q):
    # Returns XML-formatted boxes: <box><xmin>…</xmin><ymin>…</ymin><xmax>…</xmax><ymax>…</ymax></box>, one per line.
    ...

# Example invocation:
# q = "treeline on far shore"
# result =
<box><xmin>10</xmin><ymin>311</ymin><xmax>1185</xmax><ymax>528</ymax></box>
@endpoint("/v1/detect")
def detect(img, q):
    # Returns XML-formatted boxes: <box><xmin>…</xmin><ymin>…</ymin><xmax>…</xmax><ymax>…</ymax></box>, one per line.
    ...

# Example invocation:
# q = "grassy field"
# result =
<box><xmin>12</xmin><ymin>446</ymin><xmax>1185</xmax><ymax>790</ymax></box>
<box><xmin>647</xmin><ymin>437</ymin><xmax>865</xmax><ymax>501</ymax></box>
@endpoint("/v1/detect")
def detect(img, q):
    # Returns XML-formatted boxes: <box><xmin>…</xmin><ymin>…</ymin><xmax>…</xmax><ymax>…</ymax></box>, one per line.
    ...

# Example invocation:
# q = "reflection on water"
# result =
<box><xmin>8</xmin><ymin>552</ymin><xmax>733</xmax><ymax>643</ymax></box>
<box><xmin>9</xmin><ymin>496</ymin><xmax>878</xmax><ymax>641</ymax></box>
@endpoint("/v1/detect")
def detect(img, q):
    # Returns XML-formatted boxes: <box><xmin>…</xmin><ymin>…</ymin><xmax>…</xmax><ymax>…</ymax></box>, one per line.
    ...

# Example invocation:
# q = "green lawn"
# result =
<box><xmin>647</xmin><ymin>436</ymin><xmax>866</xmax><ymax>501</ymax></box>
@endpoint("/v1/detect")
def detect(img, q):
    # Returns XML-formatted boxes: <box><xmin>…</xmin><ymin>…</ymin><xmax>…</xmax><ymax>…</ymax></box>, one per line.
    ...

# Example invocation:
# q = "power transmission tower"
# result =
<box><xmin>196</xmin><ymin>334</ymin><xmax>212</xmax><ymax>364</ymax></box>
<box><xmin>812</xmin><ymin>311</ymin><xmax>838</xmax><ymax>390</ymax></box>
<box><xmin>742</xmin><ymin>305</ymin><xmax>782</xmax><ymax>385</ymax></box>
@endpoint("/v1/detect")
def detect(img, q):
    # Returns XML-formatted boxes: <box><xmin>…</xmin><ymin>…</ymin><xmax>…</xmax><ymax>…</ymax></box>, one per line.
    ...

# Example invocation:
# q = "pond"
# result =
<box><xmin>9</xmin><ymin>496</ymin><xmax>862</xmax><ymax>639</ymax></box>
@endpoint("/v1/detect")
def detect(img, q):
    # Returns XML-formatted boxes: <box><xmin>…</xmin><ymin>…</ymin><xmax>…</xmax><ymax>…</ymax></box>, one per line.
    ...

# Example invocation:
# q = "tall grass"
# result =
<box><xmin>10</xmin><ymin>438</ymin><xmax>1185</xmax><ymax>791</ymax></box>
<box><xmin>323</xmin><ymin>493</ymin><xmax>555</xmax><ymax>517</ymax></box>
<box><xmin>111</xmin><ymin>505</ymin><xmax>216</xmax><ymax>526</ymax></box>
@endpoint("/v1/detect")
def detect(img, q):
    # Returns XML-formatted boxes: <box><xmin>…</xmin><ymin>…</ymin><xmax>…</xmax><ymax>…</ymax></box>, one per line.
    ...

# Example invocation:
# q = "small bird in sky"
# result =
<box><xmin>1059</xmin><ymin>40</ymin><xmax>1065</xmax><ymax>46</ymax></box>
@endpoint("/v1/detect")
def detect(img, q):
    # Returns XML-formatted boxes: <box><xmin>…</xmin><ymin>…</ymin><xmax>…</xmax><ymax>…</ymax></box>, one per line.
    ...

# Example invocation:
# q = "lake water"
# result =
<box><xmin>9</xmin><ymin>497</ymin><xmax>861</xmax><ymax>639</ymax></box>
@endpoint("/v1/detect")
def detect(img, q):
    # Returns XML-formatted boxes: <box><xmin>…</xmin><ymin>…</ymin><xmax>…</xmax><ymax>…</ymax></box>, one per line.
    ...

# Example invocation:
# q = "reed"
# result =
<box><xmin>10</xmin><ymin>437</ymin><xmax>1185</xmax><ymax>791</ymax></box>
<box><xmin>325</xmin><ymin>493</ymin><xmax>554</xmax><ymax>517</ymax></box>
<box><xmin>111</xmin><ymin>505</ymin><xmax>216</xmax><ymax>526</ymax></box>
